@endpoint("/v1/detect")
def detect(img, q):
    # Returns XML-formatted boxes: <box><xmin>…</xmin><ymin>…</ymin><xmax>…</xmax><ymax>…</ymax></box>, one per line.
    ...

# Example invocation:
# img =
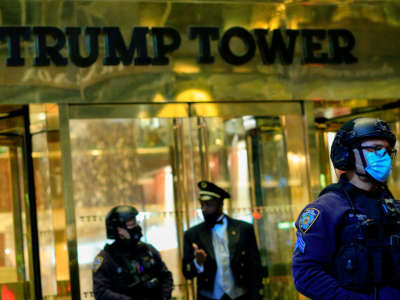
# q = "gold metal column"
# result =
<box><xmin>59</xmin><ymin>104</ymin><xmax>81</xmax><ymax>300</ymax></box>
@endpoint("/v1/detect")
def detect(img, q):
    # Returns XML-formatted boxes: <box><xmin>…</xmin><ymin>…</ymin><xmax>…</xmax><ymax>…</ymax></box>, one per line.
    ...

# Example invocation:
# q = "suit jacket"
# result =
<box><xmin>182</xmin><ymin>216</ymin><xmax>264</xmax><ymax>299</ymax></box>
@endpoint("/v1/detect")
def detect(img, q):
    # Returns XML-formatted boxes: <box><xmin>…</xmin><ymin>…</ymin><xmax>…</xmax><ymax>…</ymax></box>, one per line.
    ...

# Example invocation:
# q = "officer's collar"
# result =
<box><xmin>339</xmin><ymin>174</ymin><xmax>383</xmax><ymax>199</ymax></box>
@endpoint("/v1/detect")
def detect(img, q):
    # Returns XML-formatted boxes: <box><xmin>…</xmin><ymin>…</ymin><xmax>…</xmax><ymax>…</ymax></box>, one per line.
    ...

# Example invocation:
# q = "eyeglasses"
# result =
<box><xmin>359</xmin><ymin>145</ymin><xmax>397</xmax><ymax>158</ymax></box>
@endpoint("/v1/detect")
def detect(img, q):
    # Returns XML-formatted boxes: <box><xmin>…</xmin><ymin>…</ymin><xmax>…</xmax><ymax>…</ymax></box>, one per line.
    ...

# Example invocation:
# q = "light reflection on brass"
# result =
<box><xmin>191</xmin><ymin>102</ymin><xmax>301</xmax><ymax>117</ymax></box>
<box><xmin>69</xmin><ymin>104</ymin><xmax>189</xmax><ymax>119</ymax></box>
<box><xmin>176</xmin><ymin>89</ymin><xmax>212</xmax><ymax>102</ymax></box>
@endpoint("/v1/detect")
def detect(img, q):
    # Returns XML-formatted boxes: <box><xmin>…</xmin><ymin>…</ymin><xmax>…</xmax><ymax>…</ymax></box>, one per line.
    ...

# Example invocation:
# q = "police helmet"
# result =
<box><xmin>106</xmin><ymin>205</ymin><xmax>139</xmax><ymax>239</ymax></box>
<box><xmin>330</xmin><ymin>117</ymin><xmax>396</xmax><ymax>170</ymax></box>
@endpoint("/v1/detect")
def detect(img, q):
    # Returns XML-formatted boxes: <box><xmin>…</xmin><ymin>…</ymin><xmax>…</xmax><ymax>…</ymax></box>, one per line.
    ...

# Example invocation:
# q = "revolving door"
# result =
<box><xmin>59</xmin><ymin>102</ymin><xmax>313</xmax><ymax>300</ymax></box>
<box><xmin>0</xmin><ymin>108</ymin><xmax>42</xmax><ymax>300</ymax></box>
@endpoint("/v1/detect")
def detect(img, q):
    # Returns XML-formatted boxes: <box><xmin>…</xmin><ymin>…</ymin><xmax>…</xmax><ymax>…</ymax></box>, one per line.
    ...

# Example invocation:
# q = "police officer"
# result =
<box><xmin>92</xmin><ymin>205</ymin><xmax>173</xmax><ymax>300</ymax></box>
<box><xmin>182</xmin><ymin>181</ymin><xmax>264</xmax><ymax>300</ymax></box>
<box><xmin>292</xmin><ymin>117</ymin><xmax>400</xmax><ymax>299</ymax></box>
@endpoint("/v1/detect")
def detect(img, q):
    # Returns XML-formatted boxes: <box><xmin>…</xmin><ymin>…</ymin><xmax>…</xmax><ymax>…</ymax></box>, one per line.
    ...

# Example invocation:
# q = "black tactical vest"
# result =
<box><xmin>108</xmin><ymin>242</ymin><xmax>163</xmax><ymax>299</ymax></box>
<box><xmin>319</xmin><ymin>182</ymin><xmax>400</xmax><ymax>292</ymax></box>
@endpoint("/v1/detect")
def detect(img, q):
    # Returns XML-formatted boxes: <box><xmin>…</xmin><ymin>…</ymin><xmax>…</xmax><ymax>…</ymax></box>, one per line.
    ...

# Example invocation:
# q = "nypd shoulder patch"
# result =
<box><xmin>93</xmin><ymin>255</ymin><xmax>104</xmax><ymax>272</ymax></box>
<box><xmin>299</xmin><ymin>208</ymin><xmax>320</xmax><ymax>233</ymax></box>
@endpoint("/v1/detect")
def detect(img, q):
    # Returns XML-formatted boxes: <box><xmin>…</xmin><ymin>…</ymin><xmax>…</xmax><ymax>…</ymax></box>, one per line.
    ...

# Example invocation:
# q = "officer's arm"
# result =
<box><xmin>246</xmin><ymin>224</ymin><xmax>264</xmax><ymax>300</ymax></box>
<box><xmin>149</xmin><ymin>246</ymin><xmax>174</xmax><ymax>300</ymax></box>
<box><xmin>92</xmin><ymin>255</ymin><xmax>132</xmax><ymax>300</ymax></box>
<box><xmin>182</xmin><ymin>230</ymin><xmax>199</xmax><ymax>279</ymax></box>
<box><xmin>292</xmin><ymin>198</ymin><xmax>371</xmax><ymax>300</ymax></box>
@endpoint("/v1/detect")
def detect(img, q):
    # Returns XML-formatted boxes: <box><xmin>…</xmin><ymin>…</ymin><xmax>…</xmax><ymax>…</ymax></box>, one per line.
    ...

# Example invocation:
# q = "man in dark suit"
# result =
<box><xmin>182</xmin><ymin>181</ymin><xmax>264</xmax><ymax>300</ymax></box>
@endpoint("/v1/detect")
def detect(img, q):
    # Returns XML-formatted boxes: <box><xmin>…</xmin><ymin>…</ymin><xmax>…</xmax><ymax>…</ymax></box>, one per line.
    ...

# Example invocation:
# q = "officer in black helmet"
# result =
<box><xmin>292</xmin><ymin>117</ymin><xmax>400</xmax><ymax>299</ymax></box>
<box><xmin>92</xmin><ymin>205</ymin><xmax>173</xmax><ymax>300</ymax></box>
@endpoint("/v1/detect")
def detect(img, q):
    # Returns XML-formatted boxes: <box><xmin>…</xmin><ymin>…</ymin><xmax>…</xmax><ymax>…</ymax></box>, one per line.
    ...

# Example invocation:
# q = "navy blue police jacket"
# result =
<box><xmin>292</xmin><ymin>176</ymin><xmax>400</xmax><ymax>300</ymax></box>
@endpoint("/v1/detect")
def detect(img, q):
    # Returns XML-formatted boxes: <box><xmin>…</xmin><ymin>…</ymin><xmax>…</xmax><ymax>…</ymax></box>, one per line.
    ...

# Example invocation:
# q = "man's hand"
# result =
<box><xmin>117</xmin><ymin>227</ymin><xmax>130</xmax><ymax>239</ymax></box>
<box><xmin>193</xmin><ymin>243</ymin><xmax>207</xmax><ymax>266</ymax></box>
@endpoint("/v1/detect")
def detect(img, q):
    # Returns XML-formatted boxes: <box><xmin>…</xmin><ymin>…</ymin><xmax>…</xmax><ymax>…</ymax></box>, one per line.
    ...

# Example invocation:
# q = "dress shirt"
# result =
<box><xmin>195</xmin><ymin>215</ymin><xmax>246</xmax><ymax>299</ymax></box>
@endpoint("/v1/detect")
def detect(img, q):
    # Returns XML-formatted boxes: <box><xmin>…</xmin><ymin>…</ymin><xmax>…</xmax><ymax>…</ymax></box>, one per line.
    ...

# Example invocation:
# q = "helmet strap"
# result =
<box><xmin>356</xmin><ymin>147</ymin><xmax>368</xmax><ymax>169</ymax></box>
<box><xmin>354</xmin><ymin>147</ymin><xmax>370</xmax><ymax>178</ymax></box>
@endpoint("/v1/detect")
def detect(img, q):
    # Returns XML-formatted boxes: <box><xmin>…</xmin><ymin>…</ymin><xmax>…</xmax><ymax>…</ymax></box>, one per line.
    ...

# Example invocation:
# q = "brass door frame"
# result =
<box><xmin>190</xmin><ymin>101</ymin><xmax>302</xmax><ymax>118</ymax></box>
<box><xmin>8</xmin><ymin>137</ymin><xmax>25</xmax><ymax>283</ymax></box>
<box><xmin>59</xmin><ymin>104</ymin><xmax>81</xmax><ymax>299</ymax></box>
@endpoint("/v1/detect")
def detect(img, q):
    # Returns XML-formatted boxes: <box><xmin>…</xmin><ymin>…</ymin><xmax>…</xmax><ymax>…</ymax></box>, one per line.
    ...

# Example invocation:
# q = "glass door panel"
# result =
<box><xmin>190</xmin><ymin>103</ymin><xmax>309</xmax><ymax>300</ymax></box>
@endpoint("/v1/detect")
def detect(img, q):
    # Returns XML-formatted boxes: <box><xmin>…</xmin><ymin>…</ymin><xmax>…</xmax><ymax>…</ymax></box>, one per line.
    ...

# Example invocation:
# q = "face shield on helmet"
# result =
<box><xmin>330</xmin><ymin>117</ymin><xmax>397</xmax><ymax>182</ymax></box>
<box><xmin>105</xmin><ymin>205</ymin><xmax>140</xmax><ymax>240</ymax></box>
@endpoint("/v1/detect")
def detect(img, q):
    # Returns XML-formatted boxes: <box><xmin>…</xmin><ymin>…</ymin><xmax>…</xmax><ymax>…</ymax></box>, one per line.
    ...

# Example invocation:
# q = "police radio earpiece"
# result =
<box><xmin>330</xmin><ymin>130</ymin><xmax>355</xmax><ymax>170</ymax></box>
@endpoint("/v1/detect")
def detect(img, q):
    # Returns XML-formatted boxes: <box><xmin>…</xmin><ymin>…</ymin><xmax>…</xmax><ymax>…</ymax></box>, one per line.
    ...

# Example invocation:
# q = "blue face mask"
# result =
<box><xmin>364</xmin><ymin>148</ymin><xmax>392</xmax><ymax>182</ymax></box>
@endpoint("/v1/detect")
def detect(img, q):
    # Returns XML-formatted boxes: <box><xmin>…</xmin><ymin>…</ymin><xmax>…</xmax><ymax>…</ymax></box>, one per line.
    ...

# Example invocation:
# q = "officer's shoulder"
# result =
<box><xmin>316</xmin><ymin>184</ymin><xmax>348</xmax><ymax>206</ymax></box>
<box><xmin>104</xmin><ymin>242</ymin><xmax>118</xmax><ymax>254</ymax></box>
<box><xmin>92</xmin><ymin>250</ymin><xmax>107</xmax><ymax>272</ymax></box>
<box><xmin>318</xmin><ymin>183</ymin><xmax>346</xmax><ymax>198</ymax></box>
<box><xmin>298</xmin><ymin>186</ymin><xmax>348</xmax><ymax>222</ymax></box>
<box><xmin>138</xmin><ymin>242</ymin><xmax>160</xmax><ymax>254</ymax></box>
<box><xmin>94</xmin><ymin>250</ymin><xmax>104</xmax><ymax>258</ymax></box>
<box><xmin>137</xmin><ymin>241</ymin><xmax>151</xmax><ymax>249</ymax></box>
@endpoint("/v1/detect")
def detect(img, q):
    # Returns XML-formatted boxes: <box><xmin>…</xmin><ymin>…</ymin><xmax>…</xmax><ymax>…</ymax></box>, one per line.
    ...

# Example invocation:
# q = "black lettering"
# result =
<box><xmin>66</xmin><ymin>27</ymin><xmax>100</xmax><ymax>67</ymax></box>
<box><xmin>33</xmin><ymin>26</ymin><xmax>67</xmax><ymax>66</ymax></box>
<box><xmin>151</xmin><ymin>27</ymin><xmax>181</xmax><ymax>65</ymax></box>
<box><xmin>0</xmin><ymin>27</ymin><xmax>31</xmax><ymax>66</ymax></box>
<box><xmin>302</xmin><ymin>29</ymin><xmax>329</xmax><ymax>64</ymax></box>
<box><xmin>0</xmin><ymin>26</ymin><xmax>357</xmax><ymax>68</ymax></box>
<box><xmin>219</xmin><ymin>27</ymin><xmax>255</xmax><ymax>65</ymax></box>
<box><xmin>103</xmin><ymin>27</ymin><xmax>151</xmax><ymax>66</ymax></box>
<box><xmin>254</xmin><ymin>29</ymin><xmax>298</xmax><ymax>65</ymax></box>
<box><xmin>188</xmin><ymin>26</ymin><xmax>219</xmax><ymax>64</ymax></box>
<box><xmin>328</xmin><ymin>29</ymin><xmax>358</xmax><ymax>64</ymax></box>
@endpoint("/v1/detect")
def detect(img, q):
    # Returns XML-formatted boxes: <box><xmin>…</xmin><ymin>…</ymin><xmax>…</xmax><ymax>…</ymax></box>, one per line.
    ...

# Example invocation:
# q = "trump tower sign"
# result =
<box><xmin>0</xmin><ymin>26</ymin><xmax>358</xmax><ymax>68</ymax></box>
